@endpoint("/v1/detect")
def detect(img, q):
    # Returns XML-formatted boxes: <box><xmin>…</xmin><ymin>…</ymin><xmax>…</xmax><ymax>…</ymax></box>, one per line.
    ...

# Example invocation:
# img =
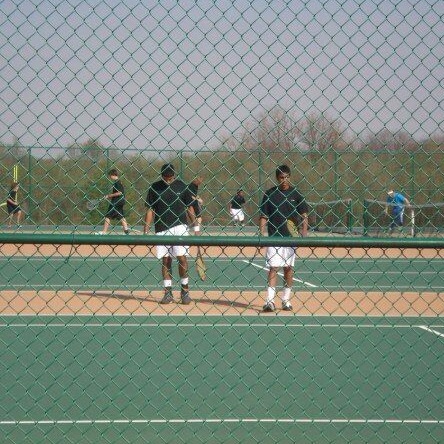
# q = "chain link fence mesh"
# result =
<box><xmin>1</xmin><ymin>1</ymin><xmax>443</xmax><ymax>443</ymax></box>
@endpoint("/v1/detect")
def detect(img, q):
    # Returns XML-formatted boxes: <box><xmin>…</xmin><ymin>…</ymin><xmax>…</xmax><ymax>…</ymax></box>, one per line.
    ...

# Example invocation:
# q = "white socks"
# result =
<box><xmin>267</xmin><ymin>286</ymin><xmax>292</xmax><ymax>302</ymax></box>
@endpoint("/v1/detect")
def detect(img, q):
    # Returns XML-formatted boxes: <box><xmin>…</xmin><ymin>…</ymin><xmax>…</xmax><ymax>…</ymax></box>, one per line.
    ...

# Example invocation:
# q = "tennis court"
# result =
<box><xmin>0</xmin><ymin>246</ymin><xmax>443</xmax><ymax>442</ymax></box>
<box><xmin>1</xmin><ymin>316</ymin><xmax>443</xmax><ymax>443</ymax></box>
<box><xmin>0</xmin><ymin>243</ymin><xmax>443</xmax><ymax>315</ymax></box>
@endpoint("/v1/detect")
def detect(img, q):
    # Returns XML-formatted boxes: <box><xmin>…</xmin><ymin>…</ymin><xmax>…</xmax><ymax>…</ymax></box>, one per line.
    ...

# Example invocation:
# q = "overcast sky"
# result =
<box><xmin>0</xmin><ymin>0</ymin><xmax>442</xmax><ymax>152</ymax></box>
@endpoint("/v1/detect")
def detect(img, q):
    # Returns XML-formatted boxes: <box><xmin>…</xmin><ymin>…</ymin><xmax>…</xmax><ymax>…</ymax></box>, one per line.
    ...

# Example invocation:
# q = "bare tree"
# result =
<box><xmin>365</xmin><ymin>129</ymin><xmax>419</xmax><ymax>151</ymax></box>
<box><xmin>295</xmin><ymin>113</ymin><xmax>347</xmax><ymax>152</ymax></box>
<box><xmin>81</xmin><ymin>139</ymin><xmax>104</xmax><ymax>160</ymax></box>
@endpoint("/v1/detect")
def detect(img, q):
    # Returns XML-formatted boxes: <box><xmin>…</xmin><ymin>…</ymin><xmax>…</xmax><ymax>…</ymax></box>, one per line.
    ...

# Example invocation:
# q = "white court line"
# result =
<box><xmin>2</xmin><ymin>284</ymin><xmax>442</xmax><ymax>291</ymax></box>
<box><xmin>2</xmin><ymin>323</ymin><xmax>442</xmax><ymax>329</ymax></box>
<box><xmin>418</xmin><ymin>326</ymin><xmax>444</xmax><ymax>338</ymax></box>
<box><xmin>0</xmin><ymin>418</ymin><xmax>443</xmax><ymax>426</ymax></box>
<box><xmin>0</xmin><ymin>284</ymin><xmax>264</xmax><ymax>290</ymax></box>
<box><xmin>242</xmin><ymin>260</ymin><xmax>318</xmax><ymax>288</ymax></box>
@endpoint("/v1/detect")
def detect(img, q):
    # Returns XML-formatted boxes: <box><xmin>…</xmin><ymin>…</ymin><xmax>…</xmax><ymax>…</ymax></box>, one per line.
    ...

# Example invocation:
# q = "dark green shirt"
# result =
<box><xmin>260</xmin><ymin>186</ymin><xmax>308</xmax><ymax>237</ymax></box>
<box><xmin>110</xmin><ymin>180</ymin><xmax>125</xmax><ymax>206</ymax></box>
<box><xmin>146</xmin><ymin>179</ymin><xmax>193</xmax><ymax>232</ymax></box>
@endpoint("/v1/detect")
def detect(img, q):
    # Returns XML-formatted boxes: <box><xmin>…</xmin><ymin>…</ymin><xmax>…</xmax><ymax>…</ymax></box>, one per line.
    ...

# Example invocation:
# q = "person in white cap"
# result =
<box><xmin>385</xmin><ymin>189</ymin><xmax>411</xmax><ymax>232</ymax></box>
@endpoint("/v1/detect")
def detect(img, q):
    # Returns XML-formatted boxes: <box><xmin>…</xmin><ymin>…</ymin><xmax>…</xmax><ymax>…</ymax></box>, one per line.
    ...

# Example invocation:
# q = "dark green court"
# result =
<box><xmin>0</xmin><ymin>253</ymin><xmax>443</xmax><ymax>442</ymax></box>
<box><xmin>0</xmin><ymin>316</ymin><xmax>443</xmax><ymax>443</ymax></box>
<box><xmin>0</xmin><ymin>256</ymin><xmax>443</xmax><ymax>293</ymax></box>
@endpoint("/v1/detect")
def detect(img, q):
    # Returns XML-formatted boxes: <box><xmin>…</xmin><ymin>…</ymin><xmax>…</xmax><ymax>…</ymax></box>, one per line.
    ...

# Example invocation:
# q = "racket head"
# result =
<box><xmin>286</xmin><ymin>219</ymin><xmax>299</xmax><ymax>237</ymax></box>
<box><xmin>87</xmin><ymin>198</ymin><xmax>102</xmax><ymax>210</ymax></box>
<box><xmin>196</xmin><ymin>248</ymin><xmax>206</xmax><ymax>281</ymax></box>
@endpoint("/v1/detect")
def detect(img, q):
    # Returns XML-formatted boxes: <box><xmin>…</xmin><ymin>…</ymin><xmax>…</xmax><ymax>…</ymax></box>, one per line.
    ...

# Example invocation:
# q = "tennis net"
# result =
<box><xmin>308</xmin><ymin>199</ymin><xmax>354</xmax><ymax>234</ymax></box>
<box><xmin>363</xmin><ymin>199</ymin><xmax>444</xmax><ymax>237</ymax></box>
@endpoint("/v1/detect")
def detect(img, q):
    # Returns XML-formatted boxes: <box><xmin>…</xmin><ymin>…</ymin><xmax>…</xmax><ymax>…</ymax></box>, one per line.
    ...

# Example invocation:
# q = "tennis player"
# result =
<box><xmin>385</xmin><ymin>189</ymin><xmax>411</xmax><ymax>232</ymax></box>
<box><xmin>97</xmin><ymin>169</ymin><xmax>129</xmax><ymax>235</ymax></box>
<box><xmin>229</xmin><ymin>189</ymin><xmax>246</xmax><ymax>227</ymax></box>
<box><xmin>144</xmin><ymin>164</ymin><xmax>200</xmax><ymax>305</ymax></box>
<box><xmin>259</xmin><ymin>165</ymin><xmax>308</xmax><ymax>312</ymax></box>
<box><xmin>6</xmin><ymin>182</ymin><xmax>23</xmax><ymax>227</ymax></box>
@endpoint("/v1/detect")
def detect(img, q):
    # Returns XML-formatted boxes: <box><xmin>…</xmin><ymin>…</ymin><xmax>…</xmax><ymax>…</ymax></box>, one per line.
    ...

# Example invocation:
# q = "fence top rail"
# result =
<box><xmin>0</xmin><ymin>233</ymin><xmax>442</xmax><ymax>248</ymax></box>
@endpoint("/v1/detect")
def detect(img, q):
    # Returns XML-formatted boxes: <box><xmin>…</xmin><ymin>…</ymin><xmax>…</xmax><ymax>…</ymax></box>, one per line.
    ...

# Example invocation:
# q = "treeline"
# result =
<box><xmin>1</xmin><ymin>112</ymin><xmax>443</xmax><ymax>228</ymax></box>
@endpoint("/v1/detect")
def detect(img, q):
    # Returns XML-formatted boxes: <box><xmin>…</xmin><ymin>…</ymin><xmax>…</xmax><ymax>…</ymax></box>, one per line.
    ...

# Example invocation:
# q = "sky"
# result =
<box><xmin>0</xmin><ymin>0</ymin><xmax>443</xmax><ymax>153</ymax></box>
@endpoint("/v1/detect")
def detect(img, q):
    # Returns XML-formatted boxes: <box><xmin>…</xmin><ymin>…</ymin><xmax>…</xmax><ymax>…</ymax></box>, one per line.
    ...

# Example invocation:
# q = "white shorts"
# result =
<box><xmin>155</xmin><ymin>224</ymin><xmax>189</xmax><ymax>258</ymax></box>
<box><xmin>266</xmin><ymin>246</ymin><xmax>296</xmax><ymax>268</ymax></box>
<box><xmin>230</xmin><ymin>208</ymin><xmax>245</xmax><ymax>222</ymax></box>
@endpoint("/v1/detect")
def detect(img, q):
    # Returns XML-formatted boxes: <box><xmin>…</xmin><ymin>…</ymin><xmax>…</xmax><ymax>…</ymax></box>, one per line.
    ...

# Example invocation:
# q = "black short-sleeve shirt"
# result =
<box><xmin>260</xmin><ymin>186</ymin><xmax>308</xmax><ymax>237</ymax></box>
<box><xmin>7</xmin><ymin>190</ymin><xmax>20</xmax><ymax>213</ymax></box>
<box><xmin>187</xmin><ymin>182</ymin><xmax>203</xmax><ymax>216</ymax></box>
<box><xmin>231</xmin><ymin>194</ymin><xmax>245</xmax><ymax>209</ymax></box>
<box><xmin>187</xmin><ymin>182</ymin><xmax>198</xmax><ymax>196</ymax></box>
<box><xmin>146</xmin><ymin>179</ymin><xmax>194</xmax><ymax>232</ymax></box>
<box><xmin>110</xmin><ymin>180</ymin><xmax>125</xmax><ymax>206</ymax></box>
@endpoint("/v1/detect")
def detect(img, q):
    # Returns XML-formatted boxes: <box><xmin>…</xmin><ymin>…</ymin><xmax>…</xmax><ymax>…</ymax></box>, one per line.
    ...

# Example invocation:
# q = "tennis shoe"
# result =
<box><xmin>160</xmin><ymin>290</ymin><xmax>174</xmax><ymax>305</ymax></box>
<box><xmin>282</xmin><ymin>301</ymin><xmax>293</xmax><ymax>311</ymax></box>
<box><xmin>180</xmin><ymin>290</ymin><xmax>192</xmax><ymax>305</ymax></box>
<box><xmin>95</xmin><ymin>231</ymin><xmax>106</xmax><ymax>235</ymax></box>
<box><xmin>262</xmin><ymin>301</ymin><xmax>275</xmax><ymax>312</ymax></box>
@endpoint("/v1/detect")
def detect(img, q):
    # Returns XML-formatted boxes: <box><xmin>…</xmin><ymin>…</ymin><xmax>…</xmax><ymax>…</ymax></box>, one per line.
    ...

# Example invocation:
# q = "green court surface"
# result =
<box><xmin>0</xmin><ymin>256</ymin><xmax>443</xmax><ymax>293</ymax></box>
<box><xmin>0</xmin><ymin>255</ymin><xmax>443</xmax><ymax>442</ymax></box>
<box><xmin>0</xmin><ymin>316</ymin><xmax>443</xmax><ymax>443</ymax></box>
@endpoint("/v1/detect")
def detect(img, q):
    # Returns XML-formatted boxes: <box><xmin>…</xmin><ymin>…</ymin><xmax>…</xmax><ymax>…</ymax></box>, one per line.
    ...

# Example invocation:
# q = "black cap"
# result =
<box><xmin>161</xmin><ymin>163</ymin><xmax>175</xmax><ymax>177</ymax></box>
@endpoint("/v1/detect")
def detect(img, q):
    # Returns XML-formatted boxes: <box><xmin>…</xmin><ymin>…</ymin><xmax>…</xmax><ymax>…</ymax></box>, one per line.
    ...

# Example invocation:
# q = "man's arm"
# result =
<box><xmin>106</xmin><ymin>190</ymin><xmax>123</xmax><ymax>199</ymax></box>
<box><xmin>299</xmin><ymin>213</ymin><xmax>308</xmax><ymax>237</ymax></box>
<box><xmin>106</xmin><ymin>182</ymin><xmax>124</xmax><ymax>200</ymax></box>
<box><xmin>259</xmin><ymin>215</ymin><xmax>267</xmax><ymax>236</ymax></box>
<box><xmin>144</xmin><ymin>208</ymin><xmax>154</xmax><ymax>234</ymax></box>
<box><xmin>187</xmin><ymin>205</ymin><xmax>200</xmax><ymax>234</ymax></box>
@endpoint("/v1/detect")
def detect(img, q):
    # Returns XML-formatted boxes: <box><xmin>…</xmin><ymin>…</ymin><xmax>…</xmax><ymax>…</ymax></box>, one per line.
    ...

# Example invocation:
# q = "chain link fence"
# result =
<box><xmin>1</xmin><ymin>1</ymin><xmax>443</xmax><ymax>443</ymax></box>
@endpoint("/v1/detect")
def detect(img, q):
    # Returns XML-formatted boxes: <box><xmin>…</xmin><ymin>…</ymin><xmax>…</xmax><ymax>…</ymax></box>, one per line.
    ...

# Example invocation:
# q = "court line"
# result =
<box><xmin>0</xmin><ymin>284</ymin><xmax>264</xmax><ymax>290</ymax></box>
<box><xmin>1</xmin><ymin>418</ymin><xmax>442</xmax><ymax>426</ymax></box>
<box><xmin>418</xmin><ymin>326</ymin><xmax>444</xmax><ymax>338</ymax></box>
<box><xmin>242</xmin><ymin>260</ymin><xmax>318</xmax><ymax>288</ymax></box>
<box><xmin>2</xmin><ymin>323</ymin><xmax>443</xmax><ymax>329</ymax></box>
<box><xmin>2</xmin><ymin>257</ymin><xmax>443</xmax><ymax>263</ymax></box>
<box><xmin>1</xmin><ymin>284</ymin><xmax>442</xmax><ymax>291</ymax></box>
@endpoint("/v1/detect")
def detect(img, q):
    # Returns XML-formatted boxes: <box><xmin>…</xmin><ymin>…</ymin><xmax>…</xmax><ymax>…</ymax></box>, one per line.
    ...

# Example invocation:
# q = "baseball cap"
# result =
<box><xmin>387</xmin><ymin>189</ymin><xmax>395</xmax><ymax>196</ymax></box>
<box><xmin>161</xmin><ymin>163</ymin><xmax>175</xmax><ymax>177</ymax></box>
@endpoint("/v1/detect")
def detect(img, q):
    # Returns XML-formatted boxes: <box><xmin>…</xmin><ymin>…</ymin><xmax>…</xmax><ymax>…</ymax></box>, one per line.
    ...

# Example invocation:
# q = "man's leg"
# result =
<box><xmin>102</xmin><ymin>217</ymin><xmax>111</xmax><ymax>234</ymax></box>
<box><xmin>160</xmin><ymin>256</ymin><xmax>174</xmax><ymax>304</ymax></box>
<box><xmin>263</xmin><ymin>267</ymin><xmax>278</xmax><ymax>312</ymax></box>
<box><xmin>177</xmin><ymin>255</ymin><xmax>191</xmax><ymax>304</ymax></box>
<box><xmin>282</xmin><ymin>266</ymin><xmax>294</xmax><ymax>310</ymax></box>
<box><xmin>121</xmin><ymin>217</ymin><xmax>129</xmax><ymax>234</ymax></box>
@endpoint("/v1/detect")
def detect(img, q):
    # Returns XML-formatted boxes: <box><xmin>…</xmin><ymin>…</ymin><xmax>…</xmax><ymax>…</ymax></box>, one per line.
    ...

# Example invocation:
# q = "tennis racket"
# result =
<box><xmin>287</xmin><ymin>218</ymin><xmax>299</xmax><ymax>237</ymax></box>
<box><xmin>87</xmin><ymin>197</ymin><xmax>105</xmax><ymax>210</ymax></box>
<box><xmin>196</xmin><ymin>246</ymin><xmax>206</xmax><ymax>281</ymax></box>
